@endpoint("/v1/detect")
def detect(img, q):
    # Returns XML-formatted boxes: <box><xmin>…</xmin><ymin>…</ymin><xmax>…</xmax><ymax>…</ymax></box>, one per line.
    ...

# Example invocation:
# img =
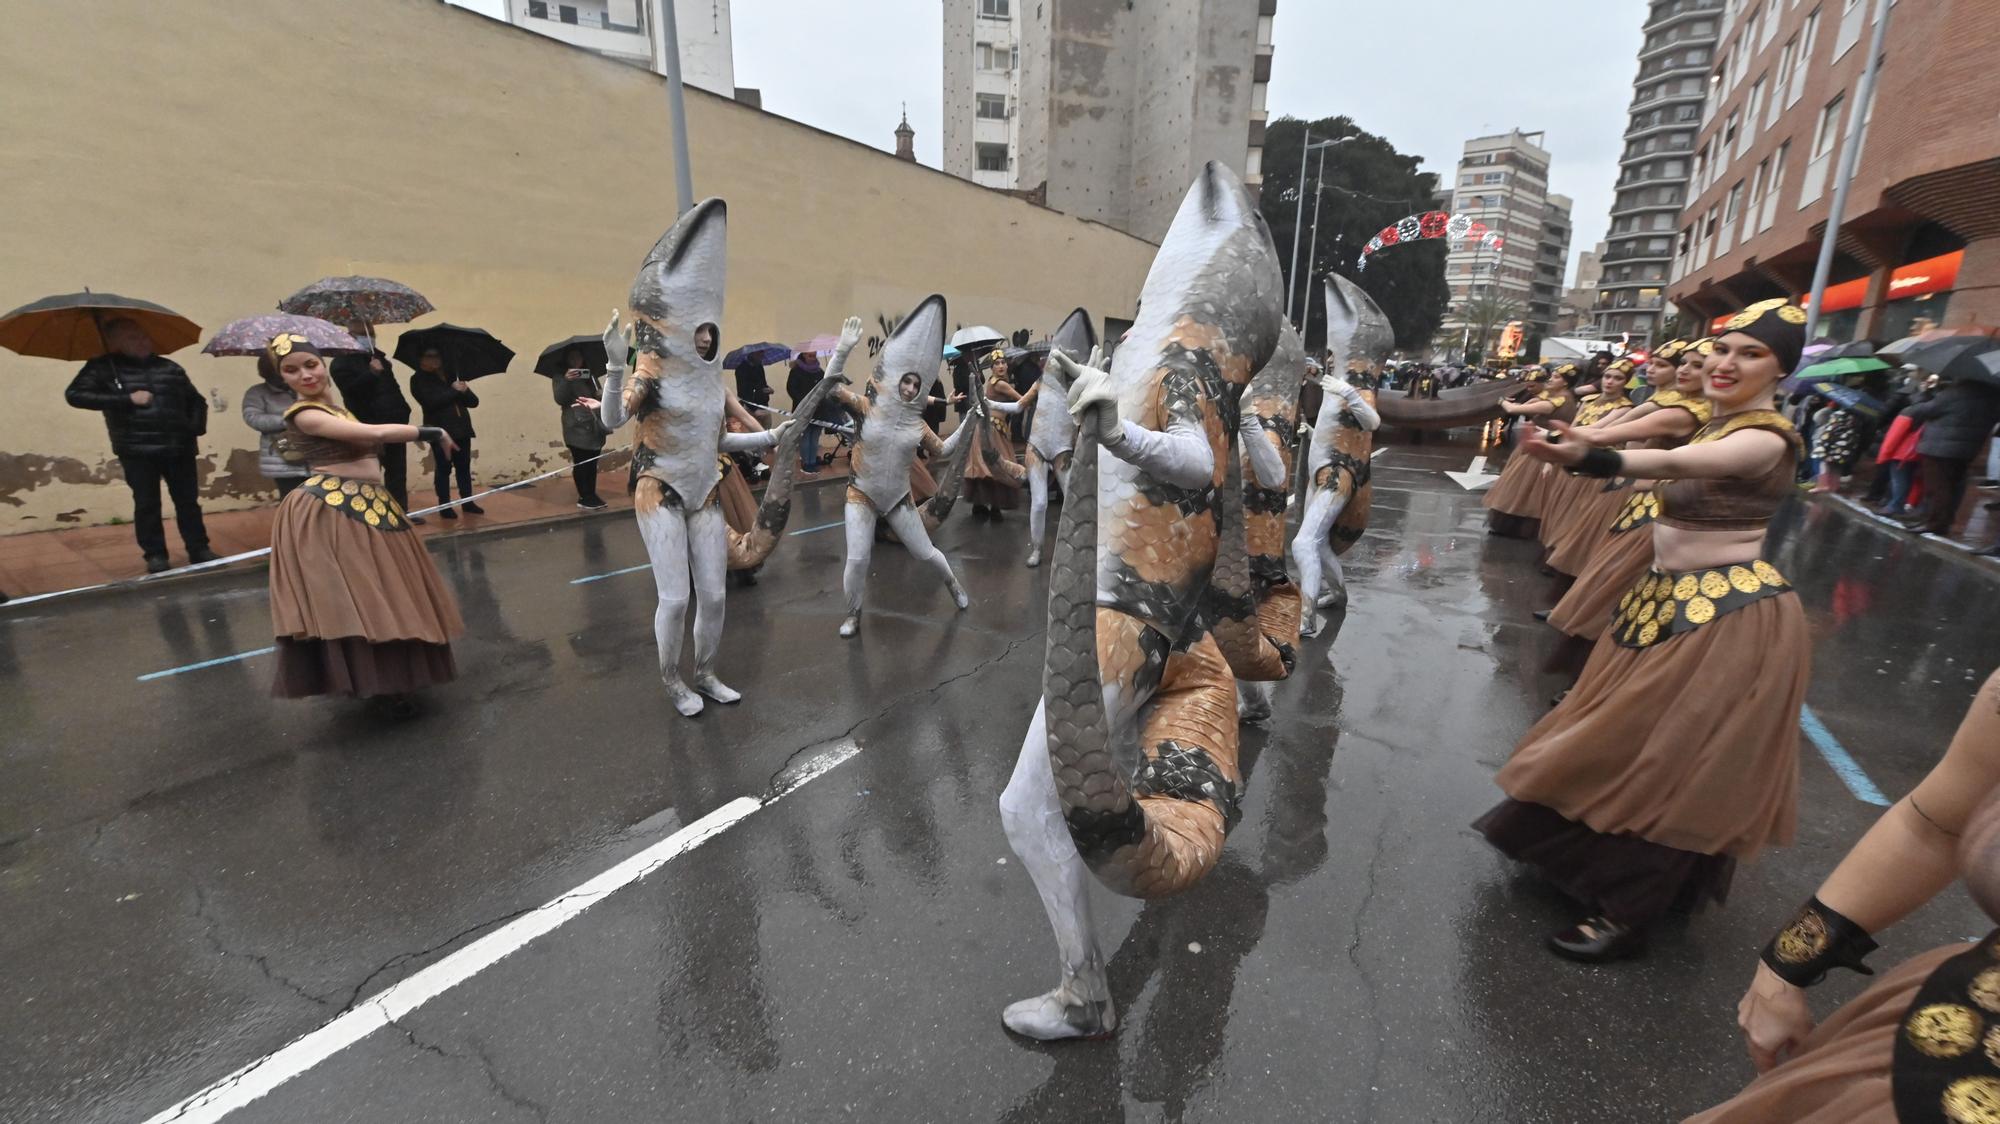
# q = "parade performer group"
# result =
<box><xmin>1475</xmin><ymin>299</ymin><xmax>1813</xmax><ymax>964</ymax></box>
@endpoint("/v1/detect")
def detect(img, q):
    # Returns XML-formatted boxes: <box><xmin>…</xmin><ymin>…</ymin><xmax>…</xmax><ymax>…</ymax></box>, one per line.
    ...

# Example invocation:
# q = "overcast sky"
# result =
<box><xmin>450</xmin><ymin>0</ymin><xmax>1639</xmax><ymax>285</ymax></box>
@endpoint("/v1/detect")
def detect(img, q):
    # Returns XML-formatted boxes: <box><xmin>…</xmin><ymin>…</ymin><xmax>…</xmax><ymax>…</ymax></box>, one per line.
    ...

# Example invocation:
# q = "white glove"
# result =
<box><xmin>1320</xmin><ymin>374</ymin><xmax>1357</xmax><ymax>398</ymax></box>
<box><xmin>598</xmin><ymin>309</ymin><xmax>636</xmax><ymax>430</ymax></box>
<box><xmin>602</xmin><ymin>310</ymin><xmax>632</xmax><ymax>376</ymax></box>
<box><xmin>1061</xmin><ymin>347</ymin><xmax>1121</xmax><ymax>449</ymax></box>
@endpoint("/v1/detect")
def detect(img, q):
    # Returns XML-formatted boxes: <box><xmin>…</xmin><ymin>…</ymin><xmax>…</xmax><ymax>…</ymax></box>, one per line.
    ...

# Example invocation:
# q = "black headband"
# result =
<box><xmin>1719</xmin><ymin>299</ymin><xmax>1808</xmax><ymax>374</ymax></box>
<box><xmin>266</xmin><ymin>332</ymin><xmax>324</xmax><ymax>364</ymax></box>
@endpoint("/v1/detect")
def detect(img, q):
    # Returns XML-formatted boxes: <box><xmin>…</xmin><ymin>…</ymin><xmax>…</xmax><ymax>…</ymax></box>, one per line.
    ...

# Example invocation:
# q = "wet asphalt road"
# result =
<box><xmin>5</xmin><ymin>433</ymin><xmax>1999</xmax><ymax>1123</ymax></box>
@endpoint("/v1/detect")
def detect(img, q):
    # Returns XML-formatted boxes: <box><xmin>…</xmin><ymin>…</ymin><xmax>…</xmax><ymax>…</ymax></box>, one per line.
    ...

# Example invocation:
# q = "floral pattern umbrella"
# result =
<box><xmin>277</xmin><ymin>276</ymin><xmax>434</xmax><ymax>328</ymax></box>
<box><xmin>203</xmin><ymin>314</ymin><xmax>363</xmax><ymax>358</ymax></box>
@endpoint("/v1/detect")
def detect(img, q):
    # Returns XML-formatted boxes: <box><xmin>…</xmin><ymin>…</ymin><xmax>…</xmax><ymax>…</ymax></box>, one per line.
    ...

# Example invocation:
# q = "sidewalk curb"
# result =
<box><xmin>1810</xmin><ymin>491</ymin><xmax>2000</xmax><ymax>578</ymax></box>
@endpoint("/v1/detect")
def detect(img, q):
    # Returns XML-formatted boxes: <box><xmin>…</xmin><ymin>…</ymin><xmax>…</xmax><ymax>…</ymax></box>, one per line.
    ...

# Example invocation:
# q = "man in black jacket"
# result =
<box><xmin>330</xmin><ymin>323</ymin><xmax>420</xmax><ymax>520</ymax></box>
<box><xmin>1899</xmin><ymin>375</ymin><xmax>2000</xmax><ymax>537</ymax></box>
<box><xmin>409</xmin><ymin>349</ymin><xmax>483</xmax><ymax>518</ymax></box>
<box><xmin>64</xmin><ymin>319</ymin><xmax>218</xmax><ymax>573</ymax></box>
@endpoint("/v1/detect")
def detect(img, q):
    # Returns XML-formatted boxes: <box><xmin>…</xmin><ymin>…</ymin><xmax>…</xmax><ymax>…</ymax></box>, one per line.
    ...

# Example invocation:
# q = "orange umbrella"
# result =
<box><xmin>0</xmin><ymin>290</ymin><xmax>201</xmax><ymax>360</ymax></box>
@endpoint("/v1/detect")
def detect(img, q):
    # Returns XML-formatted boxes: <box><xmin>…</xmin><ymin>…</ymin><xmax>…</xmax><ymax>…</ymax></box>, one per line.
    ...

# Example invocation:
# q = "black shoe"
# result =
<box><xmin>1979</xmin><ymin>545</ymin><xmax>2000</xmax><ymax>558</ymax></box>
<box><xmin>461</xmin><ymin>501</ymin><xmax>486</xmax><ymax>515</ymax></box>
<box><xmin>187</xmin><ymin>546</ymin><xmax>220</xmax><ymax>564</ymax></box>
<box><xmin>408</xmin><ymin>514</ymin><xmax>427</xmax><ymax>525</ymax></box>
<box><xmin>1547</xmin><ymin>916</ymin><xmax>1646</xmax><ymax>963</ymax></box>
<box><xmin>1532</xmin><ymin>609</ymin><xmax>1552</xmax><ymax>622</ymax></box>
<box><xmin>143</xmin><ymin>554</ymin><xmax>172</xmax><ymax>574</ymax></box>
<box><xmin>577</xmin><ymin>497</ymin><xmax>609</xmax><ymax>510</ymax></box>
<box><xmin>439</xmin><ymin>507</ymin><xmax>458</xmax><ymax>520</ymax></box>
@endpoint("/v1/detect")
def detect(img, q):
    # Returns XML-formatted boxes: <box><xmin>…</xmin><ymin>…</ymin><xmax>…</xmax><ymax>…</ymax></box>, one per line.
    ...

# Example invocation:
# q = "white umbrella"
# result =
<box><xmin>949</xmin><ymin>325</ymin><xmax>1005</xmax><ymax>352</ymax></box>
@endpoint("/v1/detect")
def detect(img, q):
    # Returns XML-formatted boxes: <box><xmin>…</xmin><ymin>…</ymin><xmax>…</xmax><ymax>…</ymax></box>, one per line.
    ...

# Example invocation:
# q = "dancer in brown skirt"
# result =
<box><xmin>1542</xmin><ymin>344</ymin><xmax>1688</xmax><ymax>578</ymax></box>
<box><xmin>1482</xmin><ymin>364</ymin><xmax>1575</xmax><ymax>538</ymax></box>
<box><xmin>1533</xmin><ymin>361</ymin><xmax>1637</xmax><ymax>566</ymax></box>
<box><xmin>1476</xmin><ymin>299</ymin><xmax>1811</xmax><ymax>962</ymax></box>
<box><xmin>263</xmin><ymin>333</ymin><xmax>464</xmax><ymax>717</ymax></box>
<box><xmin>963</xmin><ymin>348</ymin><xmax>1026</xmax><ymax>518</ymax></box>
<box><xmin>1688</xmin><ymin>669</ymin><xmax>2000</xmax><ymax>1123</ymax></box>
<box><xmin>1540</xmin><ymin>340</ymin><xmax>1715</xmax><ymax>637</ymax></box>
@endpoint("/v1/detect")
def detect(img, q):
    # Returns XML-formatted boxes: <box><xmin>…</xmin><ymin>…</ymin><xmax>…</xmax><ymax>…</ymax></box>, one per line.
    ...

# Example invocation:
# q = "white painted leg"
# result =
<box><xmin>884</xmin><ymin>502</ymin><xmax>967</xmax><ymax>609</ymax></box>
<box><xmin>840</xmin><ymin>502</ymin><xmax>874</xmax><ymax>636</ymax></box>
<box><xmin>685</xmin><ymin>503</ymin><xmax>738</xmax><ymax>705</ymax></box>
<box><xmin>1025</xmin><ymin>453</ymin><xmax>1049</xmax><ymax>568</ymax></box>
<box><xmin>998</xmin><ymin>699</ymin><xmax>1114</xmax><ymax>1040</ymax></box>
<box><xmin>636</xmin><ymin>503</ymin><xmax>703</xmax><ymax>716</ymax></box>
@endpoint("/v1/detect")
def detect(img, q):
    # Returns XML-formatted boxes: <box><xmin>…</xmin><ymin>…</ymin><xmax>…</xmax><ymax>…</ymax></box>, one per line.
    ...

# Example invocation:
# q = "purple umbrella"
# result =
<box><xmin>203</xmin><ymin>314</ymin><xmax>364</xmax><ymax>358</ymax></box>
<box><xmin>277</xmin><ymin>276</ymin><xmax>434</xmax><ymax>328</ymax></box>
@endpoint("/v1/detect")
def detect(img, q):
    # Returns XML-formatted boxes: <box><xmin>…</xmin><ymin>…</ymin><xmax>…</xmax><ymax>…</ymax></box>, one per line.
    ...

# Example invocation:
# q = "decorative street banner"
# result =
<box><xmin>1357</xmin><ymin>211</ymin><xmax>1504</xmax><ymax>272</ymax></box>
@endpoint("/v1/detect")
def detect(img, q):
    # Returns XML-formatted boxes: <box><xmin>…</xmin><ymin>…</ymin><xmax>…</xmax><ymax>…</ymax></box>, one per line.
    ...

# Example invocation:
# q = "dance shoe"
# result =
<box><xmin>1547</xmin><ymin>916</ymin><xmax>1645</xmax><ymax>963</ymax></box>
<box><xmin>1025</xmin><ymin>548</ymin><xmax>1042</xmax><ymax>569</ymax></box>
<box><xmin>838</xmin><ymin>615</ymin><xmax>860</xmax><ymax>638</ymax></box>
<box><xmin>1298</xmin><ymin>612</ymin><xmax>1321</xmax><ymax>640</ymax></box>
<box><xmin>951</xmin><ymin>584</ymin><xmax>971</xmax><ymax>610</ymax></box>
<box><xmin>1002</xmin><ymin>989</ymin><xmax>1117</xmax><ymax>1042</ymax></box>
<box><xmin>1236</xmin><ymin>682</ymin><xmax>1273</xmax><ymax>724</ymax></box>
<box><xmin>1531</xmin><ymin>609</ymin><xmax>1552</xmax><ymax>622</ymax></box>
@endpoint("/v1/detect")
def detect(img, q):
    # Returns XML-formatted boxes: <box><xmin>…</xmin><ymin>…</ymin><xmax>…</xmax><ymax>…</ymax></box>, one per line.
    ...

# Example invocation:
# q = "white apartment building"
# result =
<box><xmin>1442</xmin><ymin>129</ymin><xmax>1564</xmax><ymax>341</ymax></box>
<box><xmin>497</xmin><ymin>0</ymin><xmax>736</xmax><ymax>97</ymax></box>
<box><xmin>941</xmin><ymin>0</ymin><xmax>1022</xmax><ymax>190</ymax></box>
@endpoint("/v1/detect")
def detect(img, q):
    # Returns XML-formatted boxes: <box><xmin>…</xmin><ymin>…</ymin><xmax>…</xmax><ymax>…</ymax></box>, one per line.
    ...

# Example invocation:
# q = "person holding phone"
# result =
<box><xmin>551</xmin><ymin>347</ymin><xmax>609</xmax><ymax>509</ymax></box>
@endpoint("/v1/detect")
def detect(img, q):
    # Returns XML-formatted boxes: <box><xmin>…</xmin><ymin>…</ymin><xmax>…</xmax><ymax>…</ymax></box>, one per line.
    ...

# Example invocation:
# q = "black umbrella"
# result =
<box><xmin>1900</xmin><ymin>335</ymin><xmax>2000</xmax><ymax>382</ymax></box>
<box><xmin>534</xmin><ymin>334</ymin><xmax>608</xmax><ymax>379</ymax></box>
<box><xmin>1969</xmin><ymin>351</ymin><xmax>2000</xmax><ymax>390</ymax></box>
<box><xmin>0</xmin><ymin>290</ymin><xmax>201</xmax><ymax>359</ymax></box>
<box><xmin>393</xmin><ymin>323</ymin><xmax>514</xmax><ymax>380</ymax></box>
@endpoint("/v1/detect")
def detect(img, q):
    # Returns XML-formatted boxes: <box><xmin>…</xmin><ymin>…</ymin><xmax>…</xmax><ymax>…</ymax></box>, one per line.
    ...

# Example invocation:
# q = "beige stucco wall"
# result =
<box><xmin>0</xmin><ymin>0</ymin><xmax>1152</xmax><ymax>533</ymax></box>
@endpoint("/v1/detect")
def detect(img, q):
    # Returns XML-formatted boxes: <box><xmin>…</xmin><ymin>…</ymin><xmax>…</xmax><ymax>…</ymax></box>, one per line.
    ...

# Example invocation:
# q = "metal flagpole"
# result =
<box><xmin>1286</xmin><ymin>127</ymin><xmax>1314</xmax><ymax>328</ymax></box>
<box><xmin>660</xmin><ymin>0</ymin><xmax>695</xmax><ymax>216</ymax></box>
<box><xmin>1302</xmin><ymin>144</ymin><xmax>1331</xmax><ymax>339</ymax></box>
<box><xmin>1804</xmin><ymin>0</ymin><xmax>1892</xmax><ymax>339</ymax></box>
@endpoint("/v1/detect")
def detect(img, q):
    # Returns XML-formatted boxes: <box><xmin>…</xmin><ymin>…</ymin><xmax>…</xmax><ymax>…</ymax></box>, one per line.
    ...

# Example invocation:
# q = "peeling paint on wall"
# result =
<box><xmin>0</xmin><ymin>453</ymin><xmax>121</xmax><ymax>508</ymax></box>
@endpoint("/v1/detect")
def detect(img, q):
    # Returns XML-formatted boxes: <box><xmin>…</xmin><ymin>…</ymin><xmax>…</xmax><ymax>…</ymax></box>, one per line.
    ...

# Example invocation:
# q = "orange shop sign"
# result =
<box><xmin>1792</xmin><ymin>251</ymin><xmax>1966</xmax><ymax>316</ymax></box>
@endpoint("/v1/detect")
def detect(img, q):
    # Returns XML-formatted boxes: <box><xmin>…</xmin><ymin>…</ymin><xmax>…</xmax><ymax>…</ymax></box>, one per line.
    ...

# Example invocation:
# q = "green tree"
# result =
<box><xmin>1459</xmin><ymin>291</ymin><xmax>1525</xmax><ymax>360</ymax></box>
<box><xmin>1260</xmin><ymin>115</ymin><xmax>1451</xmax><ymax>353</ymax></box>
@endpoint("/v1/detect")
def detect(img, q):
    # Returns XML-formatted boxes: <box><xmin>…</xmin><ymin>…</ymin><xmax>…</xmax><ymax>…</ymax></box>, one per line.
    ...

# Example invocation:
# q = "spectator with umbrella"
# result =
<box><xmin>724</xmin><ymin>341</ymin><xmax>786</xmax><ymax>415</ymax></box>
<box><xmin>280</xmin><ymin>277</ymin><xmax>435</xmax><ymax>520</ymax></box>
<box><xmin>786</xmin><ymin>349</ymin><xmax>831</xmax><ymax>473</ymax></box>
<box><xmin>397</xmin><ymin>324</ymin><xmax>513</xmax><ymax>518</ymax></box>
<box><xmin>536</xmin><ymin>335</ymin><xmax>611</xmax><ymax>509</ymax></box>
<box><xmin>0</xmin><ymin>291</ymin><xmax>220</xmax><ymax>574</ymax></box>
<box><xmin>1895</xmin><ymin>337</ymin><xmax>2000</xmax><ymax>539</ymax></box>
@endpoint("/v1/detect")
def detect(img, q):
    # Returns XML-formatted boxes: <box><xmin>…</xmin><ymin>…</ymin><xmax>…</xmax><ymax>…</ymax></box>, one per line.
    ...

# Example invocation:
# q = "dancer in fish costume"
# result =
<box><xmin>1292</xmin><ymin>275</ymin><xmax>1384</xmax><ymax>638</ymax></box>
<box><xmin>997</xmin><ymin>163</ymin><xmax>1284</xmax><ymax>1041</ymax></box>
<box><xmin>597</xmin><ymin>199</ymin><xmax>841</xmax><ymax>716</ymax></box>
<box><xmin>992</xmin><ymin>310</ymin><xmax>1097</xmax><ymax>569</ymax></box>
<box><xmin>827</xmin><ymin>297</ymin><xmax>978</xmax><ymax>638</ymax></box>
<box><xmin>1231</xmin><ymin>320</ymin><xmax>1309</xmax><ymax>723</ymax></box>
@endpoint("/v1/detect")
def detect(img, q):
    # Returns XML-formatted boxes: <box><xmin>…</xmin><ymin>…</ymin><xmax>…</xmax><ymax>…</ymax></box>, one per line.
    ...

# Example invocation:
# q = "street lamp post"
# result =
<box><xmin>1285</xmin><ymin>128</ymin><xmax>1316</xmax><ymax>328</ymax></box>
<box><xmin>1804</xmin><ymin>0</ymin><xmax>1893</xmax><ymax>339</ymax></box>
<box><xmin>1300</xmin><ymin>136</ymin><xmax>1356</xmax><ymax>332</ymax></box>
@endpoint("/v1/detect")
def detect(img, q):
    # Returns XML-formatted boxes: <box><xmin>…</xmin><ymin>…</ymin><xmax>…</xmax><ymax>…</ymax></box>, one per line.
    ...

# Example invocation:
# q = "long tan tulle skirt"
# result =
<box><xmin>1684</xmin><ymin>943</ymin><xmax>1967</xmax><ymax>1123</ymax></box>
<box><xmin>1546</xmin><ymin>483</ymin><xmax>1637</xmax><ymax>575</ymax></box>
<box><xmin>965</xmin><ymin>420</ymin><xmax>1024</xmax><ymax>509</ymax></box>
<box><xmin>268</xmin><ymin>484</ymin><xmax>463</xmax><ymax>697</ymax></box>
<box><xmin>718</xmin><ymin>463</ymin><xmax>757</xmax><ymax>534</ymax></box>
<box><xmin>1482</xmin><ymin>450</ymin><xmax>1549</xmax><ymax>517</ymax></box>
<box><xmin>1534</xmin><ymin>473</ymin><xmax>1594</xmax><ymax>549</ymax></box>
<box><xmin>1547</xmin><ymin>524</ymin><xmax>1655</xmax><ymax>639</ymax></box>
<box><xmin>1498</xmin><ymin>591</ymin><xmax>1809</xmax><ymax>858</ymax></box>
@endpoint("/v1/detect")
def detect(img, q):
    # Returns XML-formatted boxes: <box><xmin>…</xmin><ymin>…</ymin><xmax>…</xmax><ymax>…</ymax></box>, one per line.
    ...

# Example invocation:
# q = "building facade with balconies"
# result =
<box><xmin>945</xmin><ymin>0</ymin><xmax>1275</xmax><ymax>241</ymax></box>
<box><xmin>1671</xmin><ymin>0</ymin><xmax>2000</xmax><ymax>340</ymax></box>
<box><xmin>1589</xmin><ymin>0</ymin><xmax>1722</xmax><ymax>348</ymax></box>
<box><xmin>1441</xmin><ymin>129</ymin><xmax>1564</xmax><ymax>343</ymax></box>
<box><xmin>496</xmin><ymin>0</ymin><xmax>736</xmax><ymax>96</ymax></box>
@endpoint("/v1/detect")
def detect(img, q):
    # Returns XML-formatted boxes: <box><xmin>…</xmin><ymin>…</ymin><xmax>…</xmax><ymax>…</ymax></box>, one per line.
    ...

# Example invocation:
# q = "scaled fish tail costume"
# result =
<box><xmin>1229</xmin><ymin>321</ymin><xmax>1308</xmax><ymax>722</ymax></box>
<box><xmin>998</xmin><ymin>162</ymin><xmax>1283</xmax><ymax>1041</ymax></box>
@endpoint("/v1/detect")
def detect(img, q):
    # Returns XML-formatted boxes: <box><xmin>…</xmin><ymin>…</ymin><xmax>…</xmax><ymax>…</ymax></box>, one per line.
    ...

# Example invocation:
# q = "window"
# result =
<box><xmin>1813</xmin><ymin>93</ymin><xmax>1845</xmax><ymax>157</ymax></box>
<box><xmin>976</xmin><ymin>93</ymin><xmax>1007</xmax><ymax>120</ymax></box>
<box><xmin>527</xmin><ymin>0</ymin><xmax>547</xmax><ymax>15</ymax></box>
<box><xmin>1482</xmin><ymin>172</ymin><xmax>1505</xmax><ymax>184</ymax></box>
<box><xmin>979</xmin><ymin>0</ymin><xmax>1010</xmax><ymax>15</ymax></box>
<box><xmin>558</xmin><ymin>3</ymin><xmax>578</xmax><ymax>23</ymax></box>
<box><xmin>1761</xmin><ymin>141</ymin><xmax>1789</xmax><ymax>230</ymax></box>
<box><xmin>1791</xmin><ymin>7</ymin><xmax>1821</xmax><ymax>108</ymax></box>
<box><xmin>1011</xmin><ymin>45</ymin><xmax>1019</xmax><ymax>69</ymax></box>
<box><xmin>1773</xmin><ymin>35</ymin><xmax>1799</xmax><ymax>120</ymax></box>
<box><xmin>976</xmin><ymin>143</ymin><xmax>1009</xmax><ymax>172</ymax></box>
<box><xmin>1723</xmin><ymin>109</ymin><xmax>1741</xmax><ymax>151</ymax></box>
<box><xmin>975</xmin><ymin>41</ymin><xmax>995</xmax><ymax>69</ymax></box>
<box><xmin>1743</xmin><ymin>77</ymin><xmax>1767</xmax><ymax>156</ymax></box>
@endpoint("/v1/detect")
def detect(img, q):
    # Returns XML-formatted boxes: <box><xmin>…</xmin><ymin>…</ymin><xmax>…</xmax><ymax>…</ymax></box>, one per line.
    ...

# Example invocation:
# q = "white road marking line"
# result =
<box><xmin>140</xmin><ymin>738</ymin><xmax>864</xmax><ymax>1124</ymax></box>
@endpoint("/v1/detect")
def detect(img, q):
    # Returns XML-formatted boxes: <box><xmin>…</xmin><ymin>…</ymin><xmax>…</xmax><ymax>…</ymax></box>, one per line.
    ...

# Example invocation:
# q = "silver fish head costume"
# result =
<box><xmin>1310</xmin><ymin>273</ymin><xmax>1392</xmax><ymax>471</ymax></box>
<box><xmin>851</xmin><ymin>293</ymin><xmax>947</xmax><ymax>512</ymax></box>
<box><xmin>1095</xmin><ymin>160</ymin><xmax>1285</xmax><ymax>632</ymax></box>
<box><xmin>1029</xmin><ymin>308</ymin><xmax>1097</xmax><ymax>463</ymax></box>
<box><xmin>628</xmin><ymin>197</ymin><xmax>729</xmax><ymax>506</ymax></box>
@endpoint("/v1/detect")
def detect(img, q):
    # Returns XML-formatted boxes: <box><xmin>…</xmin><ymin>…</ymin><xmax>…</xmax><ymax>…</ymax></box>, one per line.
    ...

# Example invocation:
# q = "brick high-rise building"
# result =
<box><xmin>1593</xmin><ymin>0</ymin><xmax>1724</xmax><ymax>347</ymax></box>
<box><xmin>1671</xmin><ymin>0</ymin><xmax>2000</xmax><ymax>339</ymax></box>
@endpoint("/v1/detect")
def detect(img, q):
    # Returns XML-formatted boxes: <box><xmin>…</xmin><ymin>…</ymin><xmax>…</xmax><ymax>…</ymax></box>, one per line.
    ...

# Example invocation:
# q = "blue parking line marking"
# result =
<box><xmin>137</xmin><ymin>646</ymin><xmax>278</xmax><ymax>682</ymax></box>
<box><xmin>1801</xmin><ymin>705</ymin><xmax>1891</xmax><ymax>807</ymax></box>
<box><xmin>570</xmin><ymin>563</ymin><xmax>653</xmax><ymax>585</ymax></box>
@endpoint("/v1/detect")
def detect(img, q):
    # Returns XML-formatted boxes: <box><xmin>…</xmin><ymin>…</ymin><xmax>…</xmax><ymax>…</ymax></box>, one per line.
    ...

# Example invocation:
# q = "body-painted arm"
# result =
<box><xmin>720</xmin><ymin>429</ymin><xmax>780</xmax><ymax>452</ymax></box>
<box><xmin>1058</xmin><ymin>349</ymin><xmax>1213</xmax><ymax>489</ymax></box>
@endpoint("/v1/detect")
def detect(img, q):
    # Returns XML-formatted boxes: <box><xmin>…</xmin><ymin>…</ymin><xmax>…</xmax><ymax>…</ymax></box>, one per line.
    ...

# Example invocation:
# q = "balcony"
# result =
<box><xmin>1644</xmin><ymin>0</ymin><xmax>1723</xmax><ymax>33</ymax></box>
<box><xmin>1594</xmin><ymin>291</ymin><xmax>1667</xmax><ymax>311</ymax></box>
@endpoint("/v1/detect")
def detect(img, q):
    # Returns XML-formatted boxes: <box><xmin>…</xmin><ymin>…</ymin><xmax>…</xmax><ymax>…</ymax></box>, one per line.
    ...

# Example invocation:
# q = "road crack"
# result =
<box><xmin>390</xmin><ymin>1017</ymin><xmax>549</xmax><ymax>1122</ymax></box>
<box><xmin>194</xmin><ymin>884</ymin><xmax>337</xmax><ymax>1009</ymax></box>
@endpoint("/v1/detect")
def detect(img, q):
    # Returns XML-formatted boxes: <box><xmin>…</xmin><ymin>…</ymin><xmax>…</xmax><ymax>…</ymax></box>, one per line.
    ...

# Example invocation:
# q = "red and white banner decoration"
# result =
<box><xmin>1357</xmin><ymin>211</ymin><xmax>1504</xmax><ymax>272</ymax></box>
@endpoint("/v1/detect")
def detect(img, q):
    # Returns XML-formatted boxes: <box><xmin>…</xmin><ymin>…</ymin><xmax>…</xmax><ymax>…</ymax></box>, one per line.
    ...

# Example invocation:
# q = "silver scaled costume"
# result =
<box><xmin>998</xmin><ymin>163</ymin><xmax>1285</xmax><ymax>1041</ymax></box>
<box><xmin>1292</xmin><ymin>274</ymin><xmax>1387</xmax><ymax>637</ymax></box>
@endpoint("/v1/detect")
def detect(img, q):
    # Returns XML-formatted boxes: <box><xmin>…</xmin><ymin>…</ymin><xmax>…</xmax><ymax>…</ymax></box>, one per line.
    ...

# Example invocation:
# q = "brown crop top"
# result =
<box><xmin>283</xmin><ymin>401</ymin><xmax>381</xmax><ymax>468</ymax></box>
<box><xmin>1656</xmin><ymin>410</ymin><xmax>1802</xmax><ymax>532</ymax></box>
